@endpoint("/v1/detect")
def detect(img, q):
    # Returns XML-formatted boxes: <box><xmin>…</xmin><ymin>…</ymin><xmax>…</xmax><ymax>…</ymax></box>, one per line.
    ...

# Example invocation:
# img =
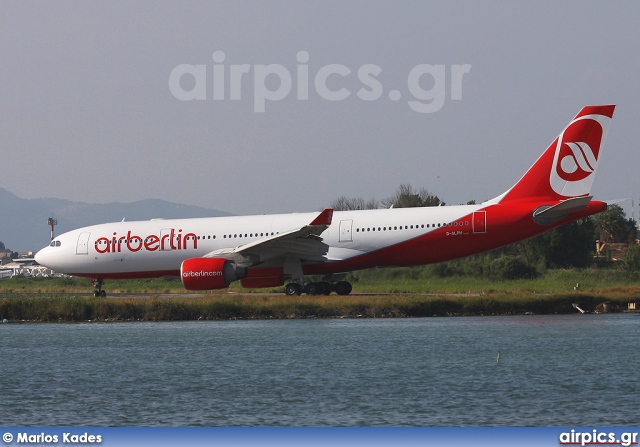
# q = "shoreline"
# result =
<box><xmin>0</xmin><ymin>292</ymin><xmax>636</xmax><ymax>323</ymax></box>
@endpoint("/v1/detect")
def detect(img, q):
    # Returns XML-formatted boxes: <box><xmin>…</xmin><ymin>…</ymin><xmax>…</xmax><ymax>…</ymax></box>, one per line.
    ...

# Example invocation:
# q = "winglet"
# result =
<box><xmin>310</xmin><ymin>208</ymin><xmax>334</xmax><ymax>226</ymax></box>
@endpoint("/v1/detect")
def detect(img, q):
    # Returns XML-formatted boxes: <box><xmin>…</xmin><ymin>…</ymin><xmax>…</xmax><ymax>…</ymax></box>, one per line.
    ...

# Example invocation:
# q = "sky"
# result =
<box><xmin>1</xmin><ymin>1</ymin><xmax>639</xmax><ymax>218</ymax></box>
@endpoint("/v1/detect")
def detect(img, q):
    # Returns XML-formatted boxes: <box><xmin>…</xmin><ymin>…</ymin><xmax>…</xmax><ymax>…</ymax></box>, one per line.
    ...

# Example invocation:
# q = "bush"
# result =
<box><xmin>624</xmin><ymin>244</ymin><xmax>640</xmax><ymax>271</ymax></box>
<box><xmin>487</xmin><ymin>255</ymin><xmax>538</xmax><ymax>280</ymax></box>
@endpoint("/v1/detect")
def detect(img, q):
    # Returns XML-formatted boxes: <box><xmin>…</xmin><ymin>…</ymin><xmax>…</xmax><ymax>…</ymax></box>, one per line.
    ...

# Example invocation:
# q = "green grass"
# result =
<box><xmin>0</xmin><ymin>276</ymin><xmax>189</xmax><ymax>294</ymax></box>
<box><xmin>1</xmin><ymin>267</ymin><xmax>638</xmax><ymax>321</ymax></box>
<box><xmin>3</xmin><ymin>267</ymin><xmax>640</xmax><ymax>295</ymax></box>
<box><xmin>344</xmin><ymin>267</ymin><xmax>640</xmax><ymax>295</ymax></box>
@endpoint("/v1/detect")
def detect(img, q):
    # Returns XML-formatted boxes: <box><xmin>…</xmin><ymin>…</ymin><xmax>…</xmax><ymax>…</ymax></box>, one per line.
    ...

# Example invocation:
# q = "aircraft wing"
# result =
<box><xmin>204</xmin><ymin>208</ymin><xmax>333</xmax><ymax>265</ymax></box>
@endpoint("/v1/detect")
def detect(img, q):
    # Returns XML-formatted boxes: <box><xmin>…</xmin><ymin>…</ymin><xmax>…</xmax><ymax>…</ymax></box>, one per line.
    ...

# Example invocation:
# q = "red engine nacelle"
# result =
<box><xmin>180</xmin><ymin>257</ymin><xmax>241</xmax><ymax>290</ymax></box>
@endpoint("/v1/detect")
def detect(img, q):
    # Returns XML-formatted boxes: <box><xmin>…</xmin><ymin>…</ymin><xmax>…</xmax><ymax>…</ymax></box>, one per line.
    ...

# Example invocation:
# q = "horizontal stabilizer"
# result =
<box><xmin>533</xmin><ymin>196</ymin><xmax>592</xmax><ymax>225</ymax></box>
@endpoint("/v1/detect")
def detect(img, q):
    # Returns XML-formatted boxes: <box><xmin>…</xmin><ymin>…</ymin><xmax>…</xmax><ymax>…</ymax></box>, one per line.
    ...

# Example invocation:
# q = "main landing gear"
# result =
<box><xmin>284</xmin><ymin>280</ymin><xmax>352</xmax><ymax>296</ymax></box>
<box><xmin>92</xmin><ymin>278</ymin><xmax>107</xmax><ymax>297</ymax></box>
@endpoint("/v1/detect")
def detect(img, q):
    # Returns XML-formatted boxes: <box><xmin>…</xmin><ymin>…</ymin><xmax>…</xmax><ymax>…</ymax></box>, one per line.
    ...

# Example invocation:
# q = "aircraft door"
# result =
<box><xmin>76</xmin><ymin>232</ymin><xmax>91</xmax><ymax>255</ymax></box>
<box><xmin>339</xmin><ymin>219</ymin><xmax>353</xmax><ymax>242</ymax></box>
<box><xmin>473</xmin><ymin>211</ymin><xmax>486</xmax><ymax>234</ymax></box>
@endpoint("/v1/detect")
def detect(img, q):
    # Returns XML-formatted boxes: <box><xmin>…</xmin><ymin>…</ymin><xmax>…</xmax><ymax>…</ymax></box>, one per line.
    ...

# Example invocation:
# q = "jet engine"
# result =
<box><xmin>180</xmin><ymin>257</ymin><xmax>244</xmax><ymax>290</ymax></box>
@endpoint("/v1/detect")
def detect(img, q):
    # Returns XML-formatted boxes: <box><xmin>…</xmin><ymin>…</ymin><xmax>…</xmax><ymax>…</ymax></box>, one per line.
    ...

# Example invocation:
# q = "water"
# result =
<box><xmin>0</xmin><ymin>315</ymin><xmax>638</xmax><ymax>426</ymax></box>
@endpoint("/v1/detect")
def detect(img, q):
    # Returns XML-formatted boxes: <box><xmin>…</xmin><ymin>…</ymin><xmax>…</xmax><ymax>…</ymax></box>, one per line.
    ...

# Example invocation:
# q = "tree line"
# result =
<box><xmin>0</xmin><ymin>241</ymin><xmax>20</xmax><ymax>262</ymax></box>
<box><xmin>330</xmin><ymin>184</ymin><xmax>639</xmax><ymax>278</ymax></box>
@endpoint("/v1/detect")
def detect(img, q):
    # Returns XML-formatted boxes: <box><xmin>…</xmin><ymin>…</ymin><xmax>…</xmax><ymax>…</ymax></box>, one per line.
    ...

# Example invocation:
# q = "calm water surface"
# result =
<box><xmin>0</xmin><ymin>315</ymin><xmax>638</xmax><ymax>426</ymax></box>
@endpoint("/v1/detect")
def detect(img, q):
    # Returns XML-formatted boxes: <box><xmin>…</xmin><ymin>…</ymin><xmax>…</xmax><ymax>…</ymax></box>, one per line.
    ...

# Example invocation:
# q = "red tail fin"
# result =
<box><xmin>496</xmin><ymin>105</ymin><xmax>615</xmax><ymax>204</ymax></box>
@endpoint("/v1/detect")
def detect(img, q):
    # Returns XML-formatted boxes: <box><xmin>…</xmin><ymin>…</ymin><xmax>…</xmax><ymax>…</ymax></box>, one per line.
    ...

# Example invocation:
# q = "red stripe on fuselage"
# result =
<box><xmin>305</xmin><ymin>200</ymin><xmax>606</xmax><ymax>275</ymax></box>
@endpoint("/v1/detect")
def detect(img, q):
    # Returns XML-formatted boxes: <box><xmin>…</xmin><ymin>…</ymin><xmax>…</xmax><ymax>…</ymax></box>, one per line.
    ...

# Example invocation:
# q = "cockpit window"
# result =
<box><xmin>49</xmin><ymin>240</ymin><xmax>62</xmax><ymax>247</ymax></box>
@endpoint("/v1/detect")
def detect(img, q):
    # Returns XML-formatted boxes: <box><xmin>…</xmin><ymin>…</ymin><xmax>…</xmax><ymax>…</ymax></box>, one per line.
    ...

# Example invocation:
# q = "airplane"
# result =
<box><xmin>35</xmin><ymin>105</ymin><xmax>615</xmax><ymax>297</ymax></box>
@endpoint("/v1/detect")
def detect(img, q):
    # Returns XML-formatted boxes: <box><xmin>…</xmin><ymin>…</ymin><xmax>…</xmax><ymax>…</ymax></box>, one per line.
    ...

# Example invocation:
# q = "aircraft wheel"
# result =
<box><xmin>334</xmin><ymin>281</ymin><xmax>352</xmax><ymax>296</ymax></box>
<box><xmin>305</xmin><ymin>282</ymin><xmax>320</xmax><ymax>296</ymax></box>
<box><xmin>285</xmin><ymin>283</ymin><xmax>302</xmax><ymax>296</ymax></box>
<box><xmin>320</xmin><ymin>281</ymin><xmax>333</xmax><ymax>295</ymax></box>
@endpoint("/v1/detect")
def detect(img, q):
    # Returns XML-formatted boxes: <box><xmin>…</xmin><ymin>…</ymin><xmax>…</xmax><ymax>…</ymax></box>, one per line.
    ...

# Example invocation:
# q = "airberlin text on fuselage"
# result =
<box><xmin>182</xmin><ymin>270</ymin><xmax>222</xmax><ymax>277</ymax></box>
<box><xmin>94</xmin><ymin>229</ymin><xmax>198</xmax><ymax>254</ymax></box>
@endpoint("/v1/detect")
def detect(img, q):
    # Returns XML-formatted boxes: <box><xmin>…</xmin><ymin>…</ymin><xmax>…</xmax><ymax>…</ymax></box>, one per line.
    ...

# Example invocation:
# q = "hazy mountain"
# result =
<box><xmin>0</xmin><ymin>187</ymin><xmax>231</xmax><ymax>252</ymax></box>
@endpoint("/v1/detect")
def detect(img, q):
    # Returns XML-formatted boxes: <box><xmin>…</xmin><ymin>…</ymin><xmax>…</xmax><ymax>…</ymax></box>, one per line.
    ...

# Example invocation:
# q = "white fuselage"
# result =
<box><xmin>35</xmin><ymin>205</ymin><xmax>483</xmax><ymax>277</ymax></box>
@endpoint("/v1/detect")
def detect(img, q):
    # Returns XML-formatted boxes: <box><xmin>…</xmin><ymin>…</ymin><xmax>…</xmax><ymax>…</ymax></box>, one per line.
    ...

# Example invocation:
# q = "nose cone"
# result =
<box><xmin>35</xmin><ymin>246</ymin><xmax>52</xmax><ymax>268</ymax></box>
<box><xmin>34</xmin><ymin>247</ymin><xmax>45</xmax><ymax>265</ymax></box>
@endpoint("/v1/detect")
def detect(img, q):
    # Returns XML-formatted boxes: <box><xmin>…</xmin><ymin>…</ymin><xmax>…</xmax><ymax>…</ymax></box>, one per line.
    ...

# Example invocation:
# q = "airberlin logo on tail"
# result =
<box><xmin>550</xmin><ymin>113</ymin><xmax>610</xmax><ymax>197</ymax></box>
<box><xmin>560</xmin><ymin>142</ymin><xmax>597</xmax><ymax>180</ymax></box>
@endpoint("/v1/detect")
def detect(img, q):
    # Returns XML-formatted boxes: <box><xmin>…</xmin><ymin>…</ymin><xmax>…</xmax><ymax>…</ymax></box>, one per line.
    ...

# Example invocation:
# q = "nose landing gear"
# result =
<box><xmin>92</xmin><ymin>278</ymin><xmax>106</xmax><ymax>297</ymax></box>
